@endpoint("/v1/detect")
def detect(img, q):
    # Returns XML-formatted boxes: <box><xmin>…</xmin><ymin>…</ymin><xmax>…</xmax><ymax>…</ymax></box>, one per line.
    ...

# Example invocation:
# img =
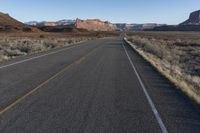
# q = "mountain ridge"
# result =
<box><xmin>2</xmin><ymin>9</ymin><xmax>200</xmax><ymax>32</ymax></box>
<box><xmin>26</xmin><ymin>19</ymin><xmax>164</xmax><ymax>31</ymax></box>
<box><xmin>147</xmin><ymin>9</ymin><xmax>200</xmax><ymax>31</ymax></box>
<box><xmin>0</xmin><ymin>12</ymin><xmax>40</xmax><ymax>32</ymax></box>
<box><xmin>180</xmin><ymin>10</ymin><xmax>200</xmax><ymax>25</ymax></box>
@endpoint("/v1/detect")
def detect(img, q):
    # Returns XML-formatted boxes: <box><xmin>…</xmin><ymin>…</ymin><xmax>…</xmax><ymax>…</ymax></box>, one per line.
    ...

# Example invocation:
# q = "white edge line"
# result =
<box><xmin>0</xmin><ymin>44</ymin><xmax>83</xmax><ymax>69</ymax></box>
<box><xmin>122</xmin><ymin>43</ymin><xmax>168</xmax><ymax>133</ymax></box>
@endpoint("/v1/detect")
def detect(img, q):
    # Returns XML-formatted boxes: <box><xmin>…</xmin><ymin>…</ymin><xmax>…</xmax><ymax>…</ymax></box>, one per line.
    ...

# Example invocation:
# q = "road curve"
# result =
<box><xmin>0</xmin><ymin>38</ymin><xmax>200</xmax><ymax>133</ymax></box>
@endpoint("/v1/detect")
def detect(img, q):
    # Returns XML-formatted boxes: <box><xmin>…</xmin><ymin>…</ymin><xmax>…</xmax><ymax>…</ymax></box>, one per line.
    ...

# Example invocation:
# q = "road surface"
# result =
<box><xmin>0</xmin><ymin>38</ymin><xmax>200</xmax><ymax>133</ymax></box>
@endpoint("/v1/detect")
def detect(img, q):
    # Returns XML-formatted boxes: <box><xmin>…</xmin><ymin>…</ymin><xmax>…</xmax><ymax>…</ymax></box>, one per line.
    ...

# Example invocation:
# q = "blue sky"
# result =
<box><xmin>0</xmin><ymin>0</ymin><xmax>199</xmax><ymax>24</ymax></box>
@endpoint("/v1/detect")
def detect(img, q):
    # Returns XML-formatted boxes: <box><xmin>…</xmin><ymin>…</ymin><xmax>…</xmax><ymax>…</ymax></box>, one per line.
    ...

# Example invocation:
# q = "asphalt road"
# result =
<box><xmin>0</xmin><ymin>38</ymin><xmax>200</xmax><ymax>133</ymax></box>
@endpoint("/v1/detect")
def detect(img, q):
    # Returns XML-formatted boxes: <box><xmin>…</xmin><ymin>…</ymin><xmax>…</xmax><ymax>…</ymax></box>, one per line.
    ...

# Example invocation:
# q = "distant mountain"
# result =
<box><xmin>3</xmin><ymin>9</ymin><xmax>200</xmax><ymax>32</ymax></box>
<box><xmin>145</xmin><ymin>25</ymin><xmax>200</xmax><ymax>31</ymax></box>
<box><xmin>180</xmin><ymin>10</ymin><xmax>200</xmax><ymax>25</ymax></box>
<box><xmin>74</xmin><ymin>19</ymin><xmax>117</xmax><ymax>31</ymax></box>
<box><xmin>26</xmin><ymin>19</ymin><xmax>117</xmax><ymax>32</ymax></box>
<box><xmin>148</xmin><ymin>10</ymin><xmax>200</xmax><ymax>31</ymax></box>
<box><xmin>56</xmin><ymin>19</ymin><xmax>75</xmax><ymax>26</ymax></box>
<box><xmin>0</xmin><ymin>12</ymin><xmax>40</xmax><ymax>32</ymax></box>
<box><xmin>26</xmin><ymin>19</ymin><xmax>75</xmax><ymax>27</ymax></box>
<box><xmin>142</xmin><ymin>23</ymin><xmax>166</xmax><ymax>29</ymax></box>
<box><xmin>115</xmin><ymin>23</ymin><xmax>165</xmax><ymax>31</ymax></box>
<box><xmin>115</xmin><ymin>23</ymin><xmax>142</xmax><ymax>31</ymax></box>
<box><xmin>26</xmin><ymin>19</ymin><xmax>166</xmax><ymax>31</ymax></box>
<box><xmin>25</xmin><ymin>21</ymin><xmax>38</xmax><ymax>26</ymax></box>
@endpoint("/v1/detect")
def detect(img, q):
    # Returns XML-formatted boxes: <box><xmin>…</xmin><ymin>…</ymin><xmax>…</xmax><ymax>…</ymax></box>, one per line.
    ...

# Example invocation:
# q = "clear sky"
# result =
<box><xmin>0</xmin><ymin>0</ymin><xmax>199</xmax><ymax>24</ymax></box>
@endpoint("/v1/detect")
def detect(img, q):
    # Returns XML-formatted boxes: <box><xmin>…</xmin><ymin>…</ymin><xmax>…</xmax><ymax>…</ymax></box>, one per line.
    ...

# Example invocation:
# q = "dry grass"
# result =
<box><xmin>126</xmin><ymin>31</ymin><xmax>200</xmax><ymax>104</ymax></box>
<box><xmin>0</xmin><ymin>31</ymin><xmax>119</xmax><ymax>62</ymax></box>
<box><xmin>0</xmin><ymin>36</ymin><xmax>91</xmax><ymax>62</ymax></box>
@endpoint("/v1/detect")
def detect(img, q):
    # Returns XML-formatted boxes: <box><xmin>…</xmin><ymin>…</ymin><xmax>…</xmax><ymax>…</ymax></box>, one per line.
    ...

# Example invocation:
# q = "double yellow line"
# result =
<box><xmin>0</xmin><ymin>46</ymin><xmax>101</xmax><ymax>116</ymax></box>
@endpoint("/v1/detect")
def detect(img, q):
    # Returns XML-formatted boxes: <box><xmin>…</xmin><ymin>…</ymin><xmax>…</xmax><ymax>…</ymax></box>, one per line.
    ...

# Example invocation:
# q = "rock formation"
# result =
<box><xmin>75</xmin><ymin>19</ymin><xmax>117</xmax><ymax>31</ymax></box>
<box><xmin>0</xmin><ymin>12</ymin><xmax>40</xmax><ymax>32</ymax></box>
<box><xmin>181</xmin><ymin>10</ymin><xmax>200</xmax><ymax>25</ymax></box>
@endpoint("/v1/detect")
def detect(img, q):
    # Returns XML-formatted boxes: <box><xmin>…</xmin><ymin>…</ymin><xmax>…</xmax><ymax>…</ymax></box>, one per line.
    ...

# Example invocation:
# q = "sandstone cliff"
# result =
<box><xmin>181</xmin><ymin>10</ymin><xmax>200</xmax><ymax>25</ymax></box>
<box><xmin>75</xmin><ymin>19</ymin><xmax>117</xmax><ymax>31</ymax></box>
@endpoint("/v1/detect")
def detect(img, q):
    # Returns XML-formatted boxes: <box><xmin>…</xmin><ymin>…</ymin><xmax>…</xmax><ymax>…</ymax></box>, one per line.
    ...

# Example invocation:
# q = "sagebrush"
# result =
<box><xmin>127</xmin><ymin>32</ymin><xmax>200</xmax><ymax>103</ymax></box>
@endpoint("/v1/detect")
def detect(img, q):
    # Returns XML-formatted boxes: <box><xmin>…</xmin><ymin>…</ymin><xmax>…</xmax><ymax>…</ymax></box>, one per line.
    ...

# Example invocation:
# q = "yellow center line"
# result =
<box><xmin>0</xmin><ymin>46</ymin><xmax>101</xmax><ymax>116</ymax></box>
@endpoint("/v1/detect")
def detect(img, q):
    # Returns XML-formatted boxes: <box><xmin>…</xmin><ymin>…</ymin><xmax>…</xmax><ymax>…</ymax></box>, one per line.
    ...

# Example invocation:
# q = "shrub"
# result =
<box><xmin>127</xmin><ymin>33</ymin><xmax>200</xmax><ymax>103</ymax></box>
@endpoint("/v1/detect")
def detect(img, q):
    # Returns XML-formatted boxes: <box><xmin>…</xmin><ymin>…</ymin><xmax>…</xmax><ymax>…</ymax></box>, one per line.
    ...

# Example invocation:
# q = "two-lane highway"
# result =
<box><xmin>0</xmin><ymin>38</ymin><xmax>200</xmax><ymax>133</ymax></box>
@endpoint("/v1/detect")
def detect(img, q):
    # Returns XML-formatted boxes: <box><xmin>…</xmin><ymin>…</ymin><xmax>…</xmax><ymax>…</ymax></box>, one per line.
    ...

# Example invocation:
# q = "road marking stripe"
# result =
<box><xmin>122</xmin><ymin>43</ymin><xmax>168</xmax><ymax>133</ymax></box>
<box><xmin>0</xmin><ymin>43</ymin><xmax>87</xmax><ymax>69</ymax></box>
<box><xmin>0</xmin><ymin>46</ymin><xmax>100</xmax><ymax>115</ymax></box>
